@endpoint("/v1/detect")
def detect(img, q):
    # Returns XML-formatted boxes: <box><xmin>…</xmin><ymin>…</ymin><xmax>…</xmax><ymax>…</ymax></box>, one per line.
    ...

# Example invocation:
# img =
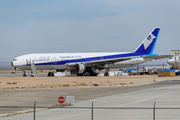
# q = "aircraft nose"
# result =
<box><xmin>11</xmin><ymin>61</ymin><xmax>13</xmax><ymax>67</ymax></box>
<box><xmin>167</xmin><ymin>59</ymin><xmax>174</xmax><ymax>65</ymax></box>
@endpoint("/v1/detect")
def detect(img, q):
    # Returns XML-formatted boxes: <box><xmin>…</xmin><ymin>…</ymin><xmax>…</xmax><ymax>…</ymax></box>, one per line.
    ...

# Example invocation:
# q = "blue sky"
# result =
<box><xmin>0</xmin><ymin>0</ymin><xmax>180</xmax><ymax>64</ymax></box>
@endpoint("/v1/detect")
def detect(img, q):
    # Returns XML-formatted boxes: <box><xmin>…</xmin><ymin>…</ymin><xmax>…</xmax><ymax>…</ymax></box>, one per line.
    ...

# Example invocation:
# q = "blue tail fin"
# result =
<box><xmin>134</xmin><ymin>27</ymin><xmax>160</xmax><ymax>54</ymax></box>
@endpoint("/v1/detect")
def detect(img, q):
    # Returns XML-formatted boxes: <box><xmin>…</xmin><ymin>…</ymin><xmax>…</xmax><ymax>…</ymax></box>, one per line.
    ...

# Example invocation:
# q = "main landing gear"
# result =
<box><xmin>48</xmin><ymin>72</ymin><xmax>54</xmax><ymax>76</ymax></box>
<box><xmin>77</xmin><ymin>67</ymin><xmax>98</xmax><ymax>76</ymax></box>
<box><xmin>23</xmin><ymin>71</ymin><xmax>26</xmax><ymax>77</ymax></box>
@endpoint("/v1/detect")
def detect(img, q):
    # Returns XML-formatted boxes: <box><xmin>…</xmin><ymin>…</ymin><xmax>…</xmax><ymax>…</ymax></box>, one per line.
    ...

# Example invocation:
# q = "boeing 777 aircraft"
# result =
<box><xmin>12</xmin><ymin>27</ymin><xmax>165</xmax><ymax>76</ymax></box>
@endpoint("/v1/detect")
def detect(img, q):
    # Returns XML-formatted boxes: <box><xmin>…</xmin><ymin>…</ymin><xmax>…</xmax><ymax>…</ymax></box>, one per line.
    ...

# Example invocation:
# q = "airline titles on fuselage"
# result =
<box><xmin>59</xmin><ymin>56</ymin><xmax>81</xmax><ymax>59</ymax></box>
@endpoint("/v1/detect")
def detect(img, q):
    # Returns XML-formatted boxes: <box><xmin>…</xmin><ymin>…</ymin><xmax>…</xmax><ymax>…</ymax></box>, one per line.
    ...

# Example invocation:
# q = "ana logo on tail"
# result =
<box><xmin>134</xmin><ymin>27</ymin><xmax>160</xmax><ymax>54</ymax></box>
<box><xmin>143</xmin><ymin>33</ymin><xmax>156</xmax><ymax>50</ymax></box>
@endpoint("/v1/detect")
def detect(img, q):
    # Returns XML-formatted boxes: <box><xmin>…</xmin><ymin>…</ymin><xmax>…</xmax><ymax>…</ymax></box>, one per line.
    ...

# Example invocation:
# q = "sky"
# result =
<box><xmin>0</xmin><ymin>0</ymin><xmax>180</xmax><ymax>64</ymax></box>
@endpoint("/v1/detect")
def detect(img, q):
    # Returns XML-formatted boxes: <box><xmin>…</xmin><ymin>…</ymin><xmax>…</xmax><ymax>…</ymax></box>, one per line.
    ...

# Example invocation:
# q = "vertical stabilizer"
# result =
<box><xmin>134</xmin><ymin>27</ymin><xmax>160</xmax><ymax>54</ymax></box>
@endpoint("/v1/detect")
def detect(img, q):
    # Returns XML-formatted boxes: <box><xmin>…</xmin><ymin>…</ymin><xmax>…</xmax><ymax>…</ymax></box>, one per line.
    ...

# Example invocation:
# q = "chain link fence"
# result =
<box><xmin>1</xmin><ymin>101</ymin><xmax>180</xmax><ymax>120</ymax></box>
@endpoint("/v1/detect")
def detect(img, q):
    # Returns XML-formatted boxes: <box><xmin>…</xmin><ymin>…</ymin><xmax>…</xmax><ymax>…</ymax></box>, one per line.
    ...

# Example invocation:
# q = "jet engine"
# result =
<box><xmin>77</xmin><ymin>63</ymin><xmax>86</xmax><ymax>74</ymax></box>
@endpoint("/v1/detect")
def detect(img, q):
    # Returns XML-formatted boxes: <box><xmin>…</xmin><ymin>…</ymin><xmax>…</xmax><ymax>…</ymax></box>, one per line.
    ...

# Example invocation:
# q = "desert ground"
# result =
<box><xmin>0</xmin><ymin>69</ymin><xmax>180</xmax><ymax>90</ymax></box>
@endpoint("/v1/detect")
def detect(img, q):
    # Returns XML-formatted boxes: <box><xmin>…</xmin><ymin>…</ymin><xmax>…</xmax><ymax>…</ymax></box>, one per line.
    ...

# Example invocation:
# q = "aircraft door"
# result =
<box><xmin>26</xmin><ymin>58</ymin><xmax>31</xmax><ymax>65</ymax></box>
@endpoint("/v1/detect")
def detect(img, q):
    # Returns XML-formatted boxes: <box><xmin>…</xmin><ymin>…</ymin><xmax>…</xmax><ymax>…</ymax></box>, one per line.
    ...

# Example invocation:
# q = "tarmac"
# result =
<box><xmin>1</xmin><ymin>79</ymin><xmax>180</xmax><ymax>120</ymax></box>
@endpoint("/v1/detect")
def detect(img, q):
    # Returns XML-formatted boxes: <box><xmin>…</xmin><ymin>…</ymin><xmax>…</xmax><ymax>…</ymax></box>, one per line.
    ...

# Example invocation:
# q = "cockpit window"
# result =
<box><xmin>13</xmin><ymin>59</ymin><xmax>18</xmax><ymax>61</ymax></box>
<box><xmin>169</xmin><ymin>57</ymin><xmax>173</xmax><ymax>59</ymax></box>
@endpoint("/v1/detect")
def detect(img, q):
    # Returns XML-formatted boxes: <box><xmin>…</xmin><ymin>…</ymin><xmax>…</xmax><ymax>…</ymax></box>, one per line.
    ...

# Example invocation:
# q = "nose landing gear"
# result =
<box><xmin>23</xmin><ymin>71</ymin><xmax>26</xmax><ymax>77</ymax></box>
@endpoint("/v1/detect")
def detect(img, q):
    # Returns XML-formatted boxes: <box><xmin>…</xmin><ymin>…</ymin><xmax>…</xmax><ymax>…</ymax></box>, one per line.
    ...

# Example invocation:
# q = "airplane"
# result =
<box><xmin>11</xmin><ymin>27</ymin><xmax>164</xmax><ymax>76</ymax></box>
<box><xmin>167</xmin><ymin>56</ymin><xmax>180</xmax><ymax>68</ymax></box>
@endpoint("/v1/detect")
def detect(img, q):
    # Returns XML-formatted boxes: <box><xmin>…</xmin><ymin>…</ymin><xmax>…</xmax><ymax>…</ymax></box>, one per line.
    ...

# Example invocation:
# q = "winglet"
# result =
<box><xmin>134</xmin><ymin>27</ymin><xmax>160</xmax><ymax>54</ymax></box>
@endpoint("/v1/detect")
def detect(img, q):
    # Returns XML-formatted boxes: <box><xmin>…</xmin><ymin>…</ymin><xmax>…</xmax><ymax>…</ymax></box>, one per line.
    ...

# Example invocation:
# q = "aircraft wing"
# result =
<box><xmin>65</xmin><ymin>57</ymin><xmax>131</xmax><ymax>67</ymax></box>
<box><xmin>143</xmin><ymin>55</ymin><xmax>174</xmax><ymax>60</ymax></box>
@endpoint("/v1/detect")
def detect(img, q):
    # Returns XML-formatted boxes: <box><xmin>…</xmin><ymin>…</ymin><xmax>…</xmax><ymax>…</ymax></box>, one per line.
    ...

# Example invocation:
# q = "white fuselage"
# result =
<box><xmin>12</xmin><ymin>52</ymin><xmax>126</xmax><ymax>70</ymax></box>
<box><xmin>12</xmin><ymin>52</ymin><xmax>152</xmax><ymax>70</ymax></box>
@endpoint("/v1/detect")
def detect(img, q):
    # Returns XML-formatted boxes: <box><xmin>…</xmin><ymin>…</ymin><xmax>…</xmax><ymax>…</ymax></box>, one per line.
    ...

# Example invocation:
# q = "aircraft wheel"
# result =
<box><xmin>104</xmin><ymin>72</ymin><xmax>109</xmax><ymax>76</ymax></box>
<box><xmin>77</xmin><ymin>73</ymin><xmax>84</xmax><ymax>76</ymax></box>
<box><xmin>91</xmin><ymin>73</ymin><xmax>98</xmax><ymax>76</ymax></box>
<box><xmin>23</xmin><ymin>74</ymin><xmax>26</xmax><ymax>77</ymax></box>
<box><xmin>48</xmin><ymin>72</ymin><xmax>54</xmax><ymax>76</ymax></box>
<box><xmin>31</xmin><ymin>74</ymin><xmax>34</xmax><ymax>77</ymax></box>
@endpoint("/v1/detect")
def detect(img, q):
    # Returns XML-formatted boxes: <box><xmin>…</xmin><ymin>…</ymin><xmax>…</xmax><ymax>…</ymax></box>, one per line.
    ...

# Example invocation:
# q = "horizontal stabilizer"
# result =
<box><xmin>143</xmin><ymin>55</ymin><xmax>174</xmax><ymax>60</ymax></box>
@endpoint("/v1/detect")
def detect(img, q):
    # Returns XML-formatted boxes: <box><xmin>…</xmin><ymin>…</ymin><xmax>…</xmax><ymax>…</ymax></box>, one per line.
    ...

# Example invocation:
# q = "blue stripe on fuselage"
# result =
<box><xmin>31</xmin><ymin>52</ymin><xmax>146</xmax><ymax>66</ymax></box>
